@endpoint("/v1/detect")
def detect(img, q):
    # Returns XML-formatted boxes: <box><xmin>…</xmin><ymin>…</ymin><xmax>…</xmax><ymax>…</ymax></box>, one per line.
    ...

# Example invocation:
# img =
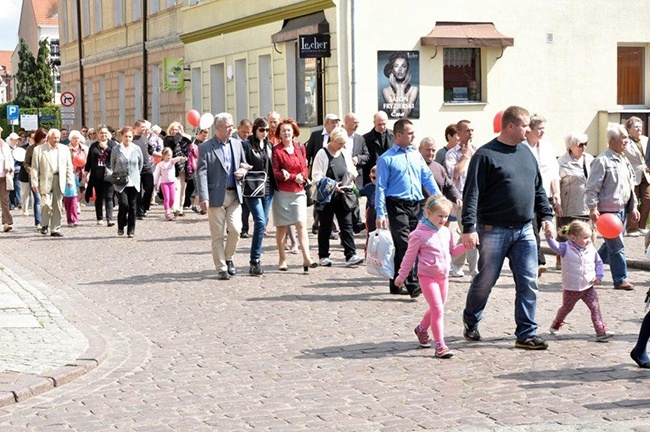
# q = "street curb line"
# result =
<box><xmin>0</xmin><ymin>260</ymin><xmax>109</xmax><ymax>408</ymax></box>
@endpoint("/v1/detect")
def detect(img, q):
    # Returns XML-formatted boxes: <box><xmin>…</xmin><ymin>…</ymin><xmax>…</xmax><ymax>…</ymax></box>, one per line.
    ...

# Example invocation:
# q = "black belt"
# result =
<box><xmin>226</xmin><ymin>187</ymin><xmax>236</xmax><ymax>190</ymax></box>
<box><xmin>386</xmin><ymin>196</ymin><xmax>421</xmax><ymax>205</ymax></box>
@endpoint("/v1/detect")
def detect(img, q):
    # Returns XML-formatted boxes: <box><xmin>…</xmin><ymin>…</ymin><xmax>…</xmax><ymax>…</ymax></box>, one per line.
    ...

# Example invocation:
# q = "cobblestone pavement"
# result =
<box><xmin>0</xmin><ymin>204</ymin><xmax>649</xmax><ymax>431</ymax></box>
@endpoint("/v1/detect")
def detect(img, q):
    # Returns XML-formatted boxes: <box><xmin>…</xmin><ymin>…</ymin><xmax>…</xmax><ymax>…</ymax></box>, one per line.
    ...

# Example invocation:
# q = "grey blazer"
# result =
<box><xmin>350</xmin><ymin>133</ymin><xmax>369</xmax><ymax>188</ymax></box>
<box><xmin>196</xmin><ymin>136</ymin><xmax>248</xmax><ymax>207</ymax></box>
<box><xmin>110</xmin><ymin>143</ymin><xmax>144</xmax><ymax>193</ymax></box>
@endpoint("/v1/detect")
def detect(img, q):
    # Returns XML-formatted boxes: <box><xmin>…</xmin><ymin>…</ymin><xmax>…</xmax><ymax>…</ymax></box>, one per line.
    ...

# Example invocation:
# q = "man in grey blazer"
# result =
<box><xmin>343</xmin><ymin>113</ymin><xmax>370</xmax><ymax>233</ymax></box>
<box><xmin>31</xmin><ymin>129</ymin><xmax>74</xmax><ymax>237</ymax></box>
<box><xmin>196</xmin><ymin>113</ymin><xmax>249</xmax><ymax>280</ymax></box>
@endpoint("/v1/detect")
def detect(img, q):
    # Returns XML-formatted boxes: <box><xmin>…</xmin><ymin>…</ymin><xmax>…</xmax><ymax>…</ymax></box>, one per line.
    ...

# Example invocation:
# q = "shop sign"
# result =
<box><xmin>299</xmin><ymin>34</ymin><xmax>331</xmax><ymax>58</ymax></box>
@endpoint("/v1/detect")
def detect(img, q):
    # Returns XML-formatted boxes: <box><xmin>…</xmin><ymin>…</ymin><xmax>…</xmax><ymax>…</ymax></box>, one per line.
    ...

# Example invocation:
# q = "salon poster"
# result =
<box><xmin>378</xmin><ymin>50</ymin><xmax>420</xmax><ymax>119</ymax></box>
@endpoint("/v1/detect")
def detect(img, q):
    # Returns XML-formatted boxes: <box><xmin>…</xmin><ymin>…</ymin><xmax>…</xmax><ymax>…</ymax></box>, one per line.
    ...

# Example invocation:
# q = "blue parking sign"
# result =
<box><xmin>6</xmin><ymin>105</ymin><xmax>19</xmax><ymax>121</ymax></box>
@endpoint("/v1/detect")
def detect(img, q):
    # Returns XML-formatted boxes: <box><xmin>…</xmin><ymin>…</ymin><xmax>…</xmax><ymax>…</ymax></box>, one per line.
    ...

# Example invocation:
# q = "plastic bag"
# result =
<box><xmin>366</xmin><ymin>229</ymin><xmax>395</xmax><ymax>278</ymax></box>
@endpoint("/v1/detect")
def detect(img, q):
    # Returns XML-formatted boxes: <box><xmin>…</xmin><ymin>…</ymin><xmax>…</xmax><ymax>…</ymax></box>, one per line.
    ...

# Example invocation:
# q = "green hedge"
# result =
<box><xmin>0</xmin><ymin>102</ymin><xmax>61</xmax><ymax>139</ymax></box>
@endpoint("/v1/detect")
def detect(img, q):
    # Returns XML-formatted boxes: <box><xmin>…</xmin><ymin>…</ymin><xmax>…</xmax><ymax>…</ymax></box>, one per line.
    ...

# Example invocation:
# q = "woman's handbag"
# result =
<box><xmin>243</xmin><ymin>171</ymin><xmax>267</xmax><ymax>198</ymax></box>
<box><xmin>341</xmin><ymin>188</ymin><xmax>358</xmax><ymax>211</ymax></box>
<box><xmin>111</xmin><ymin>171</ymin><xmax>129</xmax><ymax>186</ymax></box>
<box><xmin>366</xmin><ymin>229</ymin><xmax>395</xmax><ymax>279</ymax></box>
<box><xmin>304</xmin><ymin>180</ymin><xmax>314</xmax><ymax>207</ymax></box>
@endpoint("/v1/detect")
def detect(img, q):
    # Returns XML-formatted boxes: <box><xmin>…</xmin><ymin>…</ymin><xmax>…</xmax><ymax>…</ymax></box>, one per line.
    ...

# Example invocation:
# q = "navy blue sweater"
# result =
<box><xmin>461</xmin><ymin>138</ymin><xmax>553</xmax><ymax>233</ymax></box>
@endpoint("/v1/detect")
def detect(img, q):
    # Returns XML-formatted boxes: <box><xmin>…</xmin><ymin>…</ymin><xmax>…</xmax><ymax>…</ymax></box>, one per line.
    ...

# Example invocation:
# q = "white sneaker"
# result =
<box><xmin>596</xmin><ymin>331</ymin><xmax>615</xmax><ymax>342</ymax></box>
<box><xmin>626</xmin><ymin>230</ymin><xmax>641</xmax><ymax>237</ymax></box>
<box><xmin>319</xmin><ymin>257</ymin><xmax>332</xmax><ymax>267</ymax></box>
<box><xmin>450</xmin><ymin>265</ymin><xmax>464</xmax><ymax>278</ymax></box>
<box><xmin>97</xmin><ymin>220</ymin><xmax>104</xmax><ymax>226</ymax></box>
<box><xmin>640</xmin><ymin>228</ymin><xmax>649</xmax><ymax>235</ymax></box>
<box><xmin>549</xmin><ymin>326</ymin><xmax>560</xmax><ymax>336</ymax></box>
<box><xmin>345</xmin><ymin>255</ymin><xmax>364</xmax><ymax>267</ymax></box>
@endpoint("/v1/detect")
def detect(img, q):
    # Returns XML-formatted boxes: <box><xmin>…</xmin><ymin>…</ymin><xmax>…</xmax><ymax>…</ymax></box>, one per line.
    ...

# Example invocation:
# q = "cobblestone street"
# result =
<box><xmin>0</xmin><ymin>204</ymin><xmax>649</xmax><ymax>431</ymax></box>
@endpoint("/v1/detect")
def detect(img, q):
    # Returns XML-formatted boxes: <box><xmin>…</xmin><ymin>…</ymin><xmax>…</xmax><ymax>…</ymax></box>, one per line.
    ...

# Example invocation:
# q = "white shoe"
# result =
<box><xmin>345</xmin><ymin>255</ymin><xmax>364</xmax><ymax>267</ymax></box>
<box><xmin>596</xmin><ymin>331</ymin><xmax>615</xmax><ymax>342</ymax></box>
<box><xmin>449</xmin><ymin>265</ymin><xmax>464</xmax><ymax>277</ymax></box>
<box><xmin>549</xmin><ymin>326</ymin><xmax>560</xmax><ymax>336</ymax></box>
<box><xmin>97</xmin><ymin>220</ymin><xmax>104</xmax><ymax>225</ymax></box>
<box><xmin>319</xmin><ymin>257</ymin><xmax>332</xmax><ymax>267</ymax></box>
<box><xmin>640</xmin><ymin>228</ymin><xmax>649</xmax><ymax>235</ymax></box>
<box><xmin>626</xmin><ymin>230</ymin><xmax>641</xmax><ymax>237</ymax></box>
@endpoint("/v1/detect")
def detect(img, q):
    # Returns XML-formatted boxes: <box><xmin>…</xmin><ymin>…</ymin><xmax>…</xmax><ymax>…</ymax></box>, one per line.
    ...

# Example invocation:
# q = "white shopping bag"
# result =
<box><xmin>366</xmin><ymin>229</ymin><xmax>395</xmax><ymax>278</ymax></box>
<box><xmin>646</xmin><ymin>243</ymin><xmax>650</xmax><ymax>260</ymax></box>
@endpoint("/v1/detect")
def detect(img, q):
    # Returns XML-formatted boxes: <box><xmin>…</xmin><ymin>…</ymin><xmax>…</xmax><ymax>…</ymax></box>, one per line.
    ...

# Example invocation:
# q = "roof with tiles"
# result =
<box><xmin>0</xmin><ymin>52</ymin><xmax>13</xmax><ymax>73</ymax></box>
<box><xmin>32</xmin><ymin>0</ymin><xmax>59</xmax><ymax>27</ymax></box>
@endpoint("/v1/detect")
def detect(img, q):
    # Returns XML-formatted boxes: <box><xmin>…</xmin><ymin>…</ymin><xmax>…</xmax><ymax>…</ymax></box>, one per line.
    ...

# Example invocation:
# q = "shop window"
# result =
<box><xmin>296</xmin><ymin>57</ymin><xmax>318</xmax><ymax>127</ymax></box>
<box><xmin>618</xmin><ymin>46</ymin><xmax>645</xmax><ymax>105</ymax></box>
<box><xmin>443</xmin><ymin>48</ymin><xmax>481</xmax><ymax>103</ymax></box>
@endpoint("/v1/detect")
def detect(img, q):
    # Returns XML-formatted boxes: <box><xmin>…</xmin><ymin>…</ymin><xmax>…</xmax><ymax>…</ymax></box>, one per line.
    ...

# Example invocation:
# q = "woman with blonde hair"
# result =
<box><xmin>164</xmin><ymin>121</ymin><xmax>191</xmax><ymax>216</ymax></box>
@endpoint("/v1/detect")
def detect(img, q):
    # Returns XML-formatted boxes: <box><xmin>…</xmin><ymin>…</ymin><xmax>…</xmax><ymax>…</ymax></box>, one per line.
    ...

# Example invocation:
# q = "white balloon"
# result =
<box><xmin>199</xmin><ymin>113</ymin><xmax>214</xmax><ymax>130</ymax></box>
<box><xmin>12</xmin><ymin>147</ymin><xmax>26</xmax><ymax>162</ymax></box>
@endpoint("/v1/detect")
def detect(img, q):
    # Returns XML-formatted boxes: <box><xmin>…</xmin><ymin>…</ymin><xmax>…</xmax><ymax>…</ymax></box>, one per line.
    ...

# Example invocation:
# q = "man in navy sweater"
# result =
<box><xmin>460</xmin><ymin>106</ymin><xmax>554</xmax><ymax>350</ymax></box>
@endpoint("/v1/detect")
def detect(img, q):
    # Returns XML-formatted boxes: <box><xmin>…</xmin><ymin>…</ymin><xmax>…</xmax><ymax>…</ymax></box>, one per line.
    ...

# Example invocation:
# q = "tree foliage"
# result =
<box><xmin>14</xmin><ymin>38</ymin><xmax>53</xmax><ymax>107</ymax></box>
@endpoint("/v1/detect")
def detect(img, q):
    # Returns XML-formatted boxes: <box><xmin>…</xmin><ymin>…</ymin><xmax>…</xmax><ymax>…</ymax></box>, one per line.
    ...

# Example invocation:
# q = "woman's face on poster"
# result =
<box><xmin>392</xmin><ymin>57</ymin><xmax>408</xmax><ymax>80</ymax></box>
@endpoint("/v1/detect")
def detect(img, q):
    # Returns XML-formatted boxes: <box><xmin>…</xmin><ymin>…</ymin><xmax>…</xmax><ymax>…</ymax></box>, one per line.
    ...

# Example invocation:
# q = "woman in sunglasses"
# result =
<box><xmin>555</xmin><ymin>132</ymin><xmax>595</xmax><ymax>268</ymax></box>
<box><xmin>241</xmin><ymin>117</ymin><xmax>276</xmax><ymax>275</ymax></box>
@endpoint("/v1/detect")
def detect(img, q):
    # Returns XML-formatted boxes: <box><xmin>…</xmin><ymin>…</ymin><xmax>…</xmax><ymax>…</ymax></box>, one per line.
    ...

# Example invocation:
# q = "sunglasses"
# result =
<box><xmin>257</xmin><ymin>128</ymin><xmax>269</xmax><ymax>132</ymax></box>
<box><xmin>578</xmin><ymin>142</ymin><xmax>587</xmax><ymax>148</ymax></box>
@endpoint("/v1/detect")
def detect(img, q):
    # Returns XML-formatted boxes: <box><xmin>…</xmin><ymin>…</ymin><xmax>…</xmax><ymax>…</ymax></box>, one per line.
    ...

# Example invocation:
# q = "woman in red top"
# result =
<box><xmin>272</xmin><ymin>118</ymin><xmax>318</xmax><ymax>272</ymax></box>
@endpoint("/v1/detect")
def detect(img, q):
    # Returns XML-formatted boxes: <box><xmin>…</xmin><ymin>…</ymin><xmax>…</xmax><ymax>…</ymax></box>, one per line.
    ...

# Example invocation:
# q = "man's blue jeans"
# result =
<box><xmin>245</xmin><ymin>193</ymin><xmax>273</xmax><ymax>262</ymax></box>
<box><xmin>597</xmin><ymin>211</ymin><xmax>627</xmax><ymax>286</ymax></box>
<box><xmin>463</xmin><ymin>222</ymin><xmax>539</xmax><ymax>341</ymax></box>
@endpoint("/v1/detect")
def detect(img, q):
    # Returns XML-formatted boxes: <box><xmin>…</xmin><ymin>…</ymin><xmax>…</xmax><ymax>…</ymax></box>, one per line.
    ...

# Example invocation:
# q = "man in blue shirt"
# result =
<box><xmin>376</xmin><ymin>119</ymin><xmax>440</xmax><ymax>297</ymax></box>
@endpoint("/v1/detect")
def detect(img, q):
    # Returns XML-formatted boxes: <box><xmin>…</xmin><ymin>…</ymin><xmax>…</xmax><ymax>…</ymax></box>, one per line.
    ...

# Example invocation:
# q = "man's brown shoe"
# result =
<box><xmin>614</xmin><ymin>281</ymin><xmax>634</xmax><ymax>291</ymax></box>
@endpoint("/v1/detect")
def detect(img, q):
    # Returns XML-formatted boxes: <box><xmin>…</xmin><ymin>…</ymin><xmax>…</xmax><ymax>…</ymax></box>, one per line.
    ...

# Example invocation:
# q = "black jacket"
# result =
<box><xmin>242</xmin><ymin>137</ymin><xmax>277</xmax><ymax>194</ymax></box>
<box><xmin>362</xmin><ymin>128</ymin><xmax>395</xmax><ymax>185</ymax></box>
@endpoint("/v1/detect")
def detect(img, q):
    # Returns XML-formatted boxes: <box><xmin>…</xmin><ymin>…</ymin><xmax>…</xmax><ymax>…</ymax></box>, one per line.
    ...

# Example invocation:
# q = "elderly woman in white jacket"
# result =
<box><xmin>0</xmin><ymin>131</ymin><xmax>15</xmax><ymax>232</ymax></box>
<box><xmin>310</xmin><ymin>126</ymin><xmax>364</xmax><ymax>267</ymax></box>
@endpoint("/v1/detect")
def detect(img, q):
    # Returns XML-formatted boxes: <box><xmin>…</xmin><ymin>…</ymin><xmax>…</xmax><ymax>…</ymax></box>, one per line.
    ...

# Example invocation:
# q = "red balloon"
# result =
<box><xmin>493</xmin><ymin>110</ymin><xmax>505</xmax><ymax>133</ymax></box>
<box><xmin>596</xmin><ymin>213</ymin><xmax>623</xmax><ymax>239</ymax></box>
<box><xmin>186</xmin><ymin>109</ymin><xmax>200</xmax><ymax>127</ymax></box>
<box><xmin>153</xmin><ymin>155</ymin><xmax>161</xmax><ymax>164</ymax></box>
<box><xmin>73</xmin><ymin>152</ymin><xmax>86</xmax><ymax>168</ymax></box>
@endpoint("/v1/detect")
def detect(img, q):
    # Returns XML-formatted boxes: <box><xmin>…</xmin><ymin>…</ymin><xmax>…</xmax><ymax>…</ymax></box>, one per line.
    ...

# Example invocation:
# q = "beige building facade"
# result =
<box><xmin>59</xmin><ymin>0</ymin><xmax>650</xmax><ymax>153</ymax></box>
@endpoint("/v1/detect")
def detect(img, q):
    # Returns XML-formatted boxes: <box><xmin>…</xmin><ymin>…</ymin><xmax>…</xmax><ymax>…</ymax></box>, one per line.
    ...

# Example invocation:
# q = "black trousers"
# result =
<box><xmin>118</xmin><ymin>186</ymin><xmax>138</xmax><ymax>235</ymax></box>
<box><xmin>184</xmin><ymin>178</ymin><xmax>195</xmax><ymax>208</ymax></box>
<box><xmin>137</xmin><ymin>170</ymin><xmax>154</xmax><ymax>216</ymax></box>
<box><xmin>89</xmin><ymin>180</ymin><xmax>114</xmax><ymax>222</ymax></box>
<box><xmin>318</xmin><ymin>194</ymin><xmax>357</xmax><ymax>260</ymax></box>
<box><xmin>386</xmin><ymin>197</ymin><xmax>423</xmax><ymax>295</ymax></box>
<box><xmin>241</xmin><ymin>199</ymin><xmax>251</xmax><ymax>233</ymax></box>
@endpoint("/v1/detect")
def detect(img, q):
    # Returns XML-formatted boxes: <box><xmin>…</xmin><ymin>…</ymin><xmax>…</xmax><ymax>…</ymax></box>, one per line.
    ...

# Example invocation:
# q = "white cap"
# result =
<box><xmin>325</xmin><ymin>113</ymin><xmax>340</xmax><ymax>122</ymax></box>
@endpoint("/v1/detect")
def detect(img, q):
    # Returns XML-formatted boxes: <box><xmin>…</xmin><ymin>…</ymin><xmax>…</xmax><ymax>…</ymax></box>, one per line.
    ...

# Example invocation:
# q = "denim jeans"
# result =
<box><xmin>463</xmin><ymin>222</ymin><xmax>539</xmax><ymax>341</ymax></box>
<box><xmin>597</xmin><ymin>211</ymin><xmax>627</xmax><ymax>286</ymax></box>
<box><xmin>245</xmin><ymin>193</ymin><xmax>273</xmax><ymax>262</ymax></box>
<box><xmin>9</xmin><ymin>170</ymin><xmax>21</xmax><ymax>207</ymax></box>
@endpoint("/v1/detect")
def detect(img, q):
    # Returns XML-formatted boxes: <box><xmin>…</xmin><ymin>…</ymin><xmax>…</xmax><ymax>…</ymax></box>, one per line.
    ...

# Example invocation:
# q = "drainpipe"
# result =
<box><xmin>350</xmin><ymin>0</ymin><xmax>356</xmax><ymax>113</ymax></box>
<box><xmin>142</xmin><ymin>0</ymin><xmax>148</xmax><ymax>120</ymax></box>
<box><xmin>76</xmin><ymin>0</ymin><xmax>85</xmax><ymax>126</ymax></box>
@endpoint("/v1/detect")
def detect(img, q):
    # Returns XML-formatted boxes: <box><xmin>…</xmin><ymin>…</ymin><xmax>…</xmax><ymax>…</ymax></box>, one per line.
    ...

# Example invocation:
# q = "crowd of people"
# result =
<box><xmin>0</xmin><ymin>105</ymin><xmax>649</xmax><ymax>367</ymax></box>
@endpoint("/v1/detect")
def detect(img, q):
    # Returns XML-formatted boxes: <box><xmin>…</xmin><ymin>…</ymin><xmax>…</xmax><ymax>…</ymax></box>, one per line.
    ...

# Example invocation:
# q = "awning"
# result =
<box><xmin>271</xmin><ymin>11</ymin><xmax>329</xmax><ymax>43</ymax></box>
<box><xmin>420</xmin><ymin>22</ymin><xmax>514</xmax><ymax>47</ymax></box>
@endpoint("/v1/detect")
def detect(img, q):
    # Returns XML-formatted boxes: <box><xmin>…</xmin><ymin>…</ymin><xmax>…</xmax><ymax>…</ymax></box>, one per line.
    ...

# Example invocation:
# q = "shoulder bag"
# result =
<box><xmin>243</xmin><ymin>171</ymin><xmax>267</xmax><ymax>198</ymax></box>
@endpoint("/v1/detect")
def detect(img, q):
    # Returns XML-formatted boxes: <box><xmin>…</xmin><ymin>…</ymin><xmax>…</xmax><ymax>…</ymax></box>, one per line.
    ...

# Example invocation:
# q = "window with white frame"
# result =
<box><xmin>210</xmin><ymin>63</ymin><xmax>226</xmax><ymax>115</ymax></box>
<box><xmin>82</xmin><ymin>0</ymin><xmax>90</xmax><ymax>37</ymax></box>
<box><xmin>149</xmin><ymin>0</ymin><xmax>159</xmax><ymax>14</ymax></box>
<box><xmin>167</xmin><ymin>0</ymin><xmax>176</xmax><ymax>7</ymax></box>
<box><xmin>192</xmin><ymin>66</ymin><xmax>202</xmax><ymax>111</ymax></box>
<box><xmin>114</xmin><ymin>0</ymin><xmax>123</xmax><ymax>26</ymax></box>
<box><xmin>443</xmin><ymin>48</ymin><xmax>482</xmax><ymax>103</ymax></box>
<box><xmin>70</xmin><ymin>0</ymin><xmax>78</xmax><ymax>40</ymax></box>
<box><xmin>235</xmin><ymin>59</ymin><xmax>248</xmax><ymax>121</ymax></box>
<box><xmin>258</xmin><ymin>54</ymin><xmax>272</xmax><ymax>118</ymax></box>
<box><xmin>133</xmin><ymin>0</ymin><xmax>142</xmax><ymax>21</ymax></box>
<box><xmin>94</xmin><ymin>0</ymin><xmax>102</xmax><ymax>33</ymax></box>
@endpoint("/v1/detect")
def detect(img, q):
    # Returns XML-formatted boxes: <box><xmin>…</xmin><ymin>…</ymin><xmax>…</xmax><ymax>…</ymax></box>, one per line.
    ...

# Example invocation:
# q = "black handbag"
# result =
<box><xmin>304</xmin><ymin>180</ymin><xmax>314</xmax><ymax>207</ymax></box>
<box><xmin>103</xmin><ymin>167</ymin><xmax>113</xmax><ymax>182</ymax></box>
<box><xmin>243</xmin><ymin>171</ymin><xmax>267</xmax><ymax>198</ymax></box>
<box><xmin>341</xmin><ymin>189</ymin><xmax>358</xmax><ymax>211</ymax></box>
<box><xmin>111</xmin><ymin>171</ymin><xmax>129</xmax><ymax>186</ymax></box>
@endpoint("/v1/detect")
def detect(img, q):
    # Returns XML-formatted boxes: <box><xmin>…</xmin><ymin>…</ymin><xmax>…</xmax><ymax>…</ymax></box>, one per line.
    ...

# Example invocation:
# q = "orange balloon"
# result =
<box><xmin>493</xmin><ymin>110</ymin><xmax>505</xmax><ymax>133</ymax></box>
<box><xmin>73</xmin><ymin>153</ymin><xmax>86</xmax><ymax>168</ymax></box>
<box><xmin>596</xmin><ymin>213</ymin><xmax>623</xmax><ymax>239</ymax></box>
<box><xmin>186</xmin><ymin>109</ymin><xmax>200</xmax><ymax>127</ymax></box>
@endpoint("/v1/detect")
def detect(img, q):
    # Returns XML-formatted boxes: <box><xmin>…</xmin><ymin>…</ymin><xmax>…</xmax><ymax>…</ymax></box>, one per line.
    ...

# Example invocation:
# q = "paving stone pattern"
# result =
<box><xmin>0</xmin><ymin>206</ymin><xmax>649</xmax><ymax>430</ymax></box>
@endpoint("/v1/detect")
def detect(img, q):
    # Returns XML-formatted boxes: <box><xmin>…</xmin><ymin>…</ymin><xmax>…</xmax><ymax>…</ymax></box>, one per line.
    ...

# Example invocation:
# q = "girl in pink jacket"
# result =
<box><xmin>153</xmin><ymin>148</ymin><xmax>186</xmax><ymax>220</ymax></box>
<box><xmin>395</xmin><ymin>195</ymin><xmax>465</xmax><ymax>358</ymax></box>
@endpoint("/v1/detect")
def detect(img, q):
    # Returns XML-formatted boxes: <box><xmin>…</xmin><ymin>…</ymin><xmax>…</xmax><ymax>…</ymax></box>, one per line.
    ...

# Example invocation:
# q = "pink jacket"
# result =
<box><xmin>396</xmin><ymin>221</ymin><xmax>466</xmax><ymax>282</ymax></box>
<box><xmin>153</xmin><ymin>157</ymin><xmax>184</xmax><ymax>186</ymax></box>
